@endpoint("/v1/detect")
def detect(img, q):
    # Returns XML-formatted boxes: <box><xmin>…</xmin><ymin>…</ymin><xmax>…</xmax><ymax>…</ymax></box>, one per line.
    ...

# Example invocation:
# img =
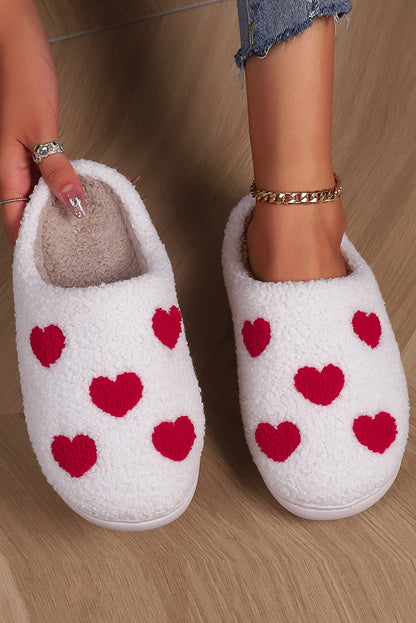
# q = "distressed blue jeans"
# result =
<box><xmin>235</xmin><ymin>0</ymin><xmax>353</xmax><ymax>69</ymax></box>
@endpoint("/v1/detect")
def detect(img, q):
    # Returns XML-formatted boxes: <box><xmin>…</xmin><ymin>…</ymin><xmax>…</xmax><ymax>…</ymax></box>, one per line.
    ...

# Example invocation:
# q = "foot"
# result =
<box><xmin>246</xmin><ymin>197</ymin><xmax>347</xmax><ymax>282</ymax></box>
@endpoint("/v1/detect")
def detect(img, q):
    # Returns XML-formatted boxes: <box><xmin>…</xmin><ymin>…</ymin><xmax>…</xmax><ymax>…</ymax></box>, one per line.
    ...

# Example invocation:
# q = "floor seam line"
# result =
<box><xmin>49</xmin><ymin>0</ymin><xmax>227</xmax><ymax>44</ymax></box>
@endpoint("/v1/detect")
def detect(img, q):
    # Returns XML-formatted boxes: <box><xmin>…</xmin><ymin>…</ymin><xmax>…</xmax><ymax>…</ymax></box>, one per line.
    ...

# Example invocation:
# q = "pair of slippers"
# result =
<box><xmin>12</xmin><ymin>159</ymin><xmax>409</xmax><ymax>529</ymax></box>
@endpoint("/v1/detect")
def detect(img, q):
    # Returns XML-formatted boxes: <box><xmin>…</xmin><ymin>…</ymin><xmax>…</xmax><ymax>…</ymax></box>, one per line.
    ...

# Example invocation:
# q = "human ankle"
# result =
<box><xmin>253</xmin><ymin>163</ymin><xmax>336</xmax><ymax>192</ymax></box>
<box><xmin>251</xmin><ymin>194</ymin><xmax>346</xmax><ymax>242</ymax></box>
<box><xmin>246</xmin><ymin>216</ymin><xmax>347</xmax><ymax>282</ymax></box>
<box><xmin>246</xmin><ymin>192</ymin><xmax>348</xmax><ymax>282</ymax></box>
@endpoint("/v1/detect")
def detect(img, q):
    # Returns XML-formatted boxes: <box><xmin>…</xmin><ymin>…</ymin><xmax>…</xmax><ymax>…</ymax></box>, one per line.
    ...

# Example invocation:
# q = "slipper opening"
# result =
<box><xmin>34</xmin><ymin>175</ymin><xmax>147</xmax><ymax>288</ymax></box>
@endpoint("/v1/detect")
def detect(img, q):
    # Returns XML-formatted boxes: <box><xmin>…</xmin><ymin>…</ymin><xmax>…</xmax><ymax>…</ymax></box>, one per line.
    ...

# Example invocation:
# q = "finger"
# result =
<box><xmin>35</xmin><ymin>149</ymin><xmax>87</xmax><ymax>218</ymax></box>
<box><xmin>1</xmin><ymin>199</ymin><xmax>29</xmax><ymax>247</ymax></box>
<box><xmin>0</xmin><ymin>149</ymin><xmax>36</xmax><ymax>246</ymax></box>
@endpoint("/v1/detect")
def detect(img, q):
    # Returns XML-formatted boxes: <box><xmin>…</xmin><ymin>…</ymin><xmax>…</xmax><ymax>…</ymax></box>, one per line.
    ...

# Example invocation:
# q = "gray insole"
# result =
<box><xmin>34</xmin><ymin>175</ymin><xmax>144</xmax><ymax>288</ymax></box>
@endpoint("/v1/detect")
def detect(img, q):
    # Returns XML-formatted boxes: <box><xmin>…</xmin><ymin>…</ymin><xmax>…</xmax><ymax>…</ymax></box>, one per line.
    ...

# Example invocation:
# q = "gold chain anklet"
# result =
<box><xmin>250</xmin><ymin>172</ymin><xmax>343</xmax><ymax>204</ymax></box>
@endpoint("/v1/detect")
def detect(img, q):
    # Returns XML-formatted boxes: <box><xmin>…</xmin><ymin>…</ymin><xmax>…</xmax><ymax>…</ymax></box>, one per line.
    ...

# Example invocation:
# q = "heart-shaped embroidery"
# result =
<box><xmin>51</xmin><ymin>434</ymin><xmax>97</xmax><ymax>477</ymax></box>
<box><xmin>353</xmin><ymin>411</ymin><xmax>397</xmax><ymax>454</ymax></box>
<box><xmin>255</xmin><ymin>422</ymin><xmax>301</xmax><ymax>462</ymax></box>
<box><xmin>352</xmin><ymin>311</ymin><xmax>382</xmax><ymax>348</ymax></box>
<box><xmin>89</xmin><ymin>372</ymin><xmax>143</xmax><ymax>417</ymax></box>
<box><xmin>242</xmin><ymin>318</ymin><xmax>271</xmax><ymax>357</ymax></box>
<box><xmin>152</xmin><ymin>306</ymin><xmax>182</xmax><ymax>349</ymax></box>
<box><xmin>294</xmin><ymin>364</ymin><xmax>344</xmax><ymax>406</ymax></box>
<box><xmin>152</xmin><ymin>416</ymin><xmax>196</xmax><ymax>461</ymax></box>
<box><xmin>30</xmin><ymin>325</ymin><xmax>66</xmax><ymax>367</ymax></box>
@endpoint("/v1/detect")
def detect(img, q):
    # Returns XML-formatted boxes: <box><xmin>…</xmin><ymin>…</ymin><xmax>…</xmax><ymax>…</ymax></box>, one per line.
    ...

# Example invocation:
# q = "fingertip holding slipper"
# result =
<box><xmin>13</xmin><ymin>159</ymin><xmax>205</xmax><ymax>530</ymax></box>
<box><xmin>222</xmin><ymin>195</ymin><xmax>409</xmax><ymax>520</ymax></box>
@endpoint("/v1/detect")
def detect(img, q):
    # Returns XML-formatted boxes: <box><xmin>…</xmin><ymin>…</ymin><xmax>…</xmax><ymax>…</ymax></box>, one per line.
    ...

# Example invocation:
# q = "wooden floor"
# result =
<box><xmin>1</xmin><ymin>1</ymin><xmax>416</xmax><ymax>621</ymax></box>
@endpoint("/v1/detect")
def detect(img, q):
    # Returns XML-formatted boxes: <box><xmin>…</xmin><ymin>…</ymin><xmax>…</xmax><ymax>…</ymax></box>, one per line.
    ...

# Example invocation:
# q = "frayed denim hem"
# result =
<box><xmin>235</xmin><ymin>3</ymin><xmax>352</xmax><ymax>75</ymax></box>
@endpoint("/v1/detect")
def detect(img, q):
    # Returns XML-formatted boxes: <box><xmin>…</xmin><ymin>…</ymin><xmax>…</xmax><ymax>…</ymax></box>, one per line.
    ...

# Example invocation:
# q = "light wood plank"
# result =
<box><xmin>0</xmin><ymin>0</ymin><xmax>415</xmax><ymax>621</ymax></box>
<box><xmin>34</xmin><ymin>0</ymin><xmax>228</xmax><ymax>40</ymax></box>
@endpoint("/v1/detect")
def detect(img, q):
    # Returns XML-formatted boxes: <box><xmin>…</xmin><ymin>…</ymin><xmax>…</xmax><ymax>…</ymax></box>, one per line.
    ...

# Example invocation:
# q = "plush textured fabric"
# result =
<box><xmin>30</xmin><ymin>325</ymin><xmax>66</xmax><ymax>367</ymax></box>
<box><xmin>353</xmin><ymin>412</ymin><xmax>397</xmax><ymax>454</ymax></box>
<box><xmin>152</xmin><ymin>416</ymin><xmax>196</xmax><ymax>461</ymax></box>
<box><xmin>36</xmin><ymin>176</ymin><xmax>144</xmax><ymax>288</ymax></box>
<box><xmin>152</xmin><ymin>306</ymin><xmax>182</xmax><ymax>349</ymax></box>
<box><xmin>242</xmin><ymin>318</ymin><xmax>271</xmax><ymax>357</ymax></box>
<box><xmin>352</xmin><ymin>310</ymin><xmax>382</xmax><ymax>348</ymax></box>
<box><xmin>294</xmin><ymin>364</ymin><xmax>345</xmax><ymax>406</ymax></box>
<box><xmin>255</xmin><ymin>422</ymin><xmax>301</xmax><ymax>463</ymax></box>
<box><xmin>89</xmin><ymin>372</ymin><xmax>143</xmax><ymax>418</ymax></box>
<box><xmin>13</xmin><ymin>159</ymin><xmax>205</xmax><ymax>524</ymax></box>
<box><xmin>222</xmin><ymin>195</ymin><xmax>409</xmax><ymax>509</ymax></box>
<box><xmin>51</xmin><ymin>435</ymin><xmax>97</xmax><ymax>478</ymax></box>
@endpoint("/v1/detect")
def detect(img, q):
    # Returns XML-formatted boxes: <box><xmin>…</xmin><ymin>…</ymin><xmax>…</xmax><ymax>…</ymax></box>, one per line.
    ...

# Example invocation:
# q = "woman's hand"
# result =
<box><xmin>0</xmin><ymin>0</ymin><xmax>86</xmax><ymax>246</ymax></box>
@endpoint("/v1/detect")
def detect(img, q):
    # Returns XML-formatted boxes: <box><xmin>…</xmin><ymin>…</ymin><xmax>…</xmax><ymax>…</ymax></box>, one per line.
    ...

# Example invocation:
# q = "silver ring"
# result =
<box><xmin>32</xmin><ymin>140</ymin><xmax>64</xmax><ymax>165</ymax></box>
<box><xmin>0</xmin><ymin>197</ymin><xmax>30</xmax><ymax>206</ymax></box>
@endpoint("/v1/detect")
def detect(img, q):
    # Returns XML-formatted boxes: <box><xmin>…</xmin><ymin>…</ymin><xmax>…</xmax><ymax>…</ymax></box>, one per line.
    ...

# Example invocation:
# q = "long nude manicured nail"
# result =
<box><xmin>59</xmin><ymin>184</ymin><xmax>88</xmax><ymax>218</ymax></box>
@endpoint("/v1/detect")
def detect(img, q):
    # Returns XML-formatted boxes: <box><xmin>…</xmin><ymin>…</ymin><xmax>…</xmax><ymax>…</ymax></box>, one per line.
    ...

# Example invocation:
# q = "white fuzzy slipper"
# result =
<box><xmin>13</xmin><ymin>159</ymin><xmax>205</xmax><ymax>530</ymax></box>
<box><xmin>222</xmin><ymin>196</ymin><xmax>409</xmax><ymax>520</ymax></box>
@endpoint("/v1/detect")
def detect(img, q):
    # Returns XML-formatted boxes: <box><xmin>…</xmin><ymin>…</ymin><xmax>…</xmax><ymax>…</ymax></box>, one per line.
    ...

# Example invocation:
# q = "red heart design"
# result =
<box><xmin>30</xmin><ymin>325</ymin><xmax>66</xmax><ymax>367</ymax></box>
<box><xmin>352</xmin><ymin>311</ymin><xmax>382</xmax><ymax>348</ymax></box>
<box><xmin>242</xmin><ymin>318</ymin><xmax>271</xmax><ymax>357</ymax></box>
<box><xmin>89</xmin><ymin>372</ymin><xmax>143</xmax><ymax>417</ymax></box>
<box><xmin>152</xmin><ymin>416</ymin><xmax>196</xmax><ymax>461</ymax></box>
<box><xmin>255</xmin><ymin>422</ymin><xmax>301</xmax><ymax>462</ymax></box>
<box><xmin>353</xmin><ymin>412</ymin><xmax>397</xmax><ymax>454</ymax></box>
<box><xmin>51</xmin><ymin>434</ymin><xmax>97</xmax><ymax>477</ymax></box>
<box><xmin>294</xmin><ymin>364</ymin><xmax>344</xmax><ymax>406</ymax></box>
<box><xmin>152</xmin><ymin>306</ymin><xmax>182</xmax><ymax>349</ymax></box>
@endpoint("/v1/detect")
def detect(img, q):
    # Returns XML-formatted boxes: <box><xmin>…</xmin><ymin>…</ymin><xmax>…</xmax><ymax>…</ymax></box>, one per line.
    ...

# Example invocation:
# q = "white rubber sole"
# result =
<box><xmin>268</xmin><ymin>472</ymin><xmax>399</xmax><ymax>520</ymax></box>
<box><xmin>61</xmin><ymin>475</ymin><xmax>199</xmax><ymax>531</ymax></box>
